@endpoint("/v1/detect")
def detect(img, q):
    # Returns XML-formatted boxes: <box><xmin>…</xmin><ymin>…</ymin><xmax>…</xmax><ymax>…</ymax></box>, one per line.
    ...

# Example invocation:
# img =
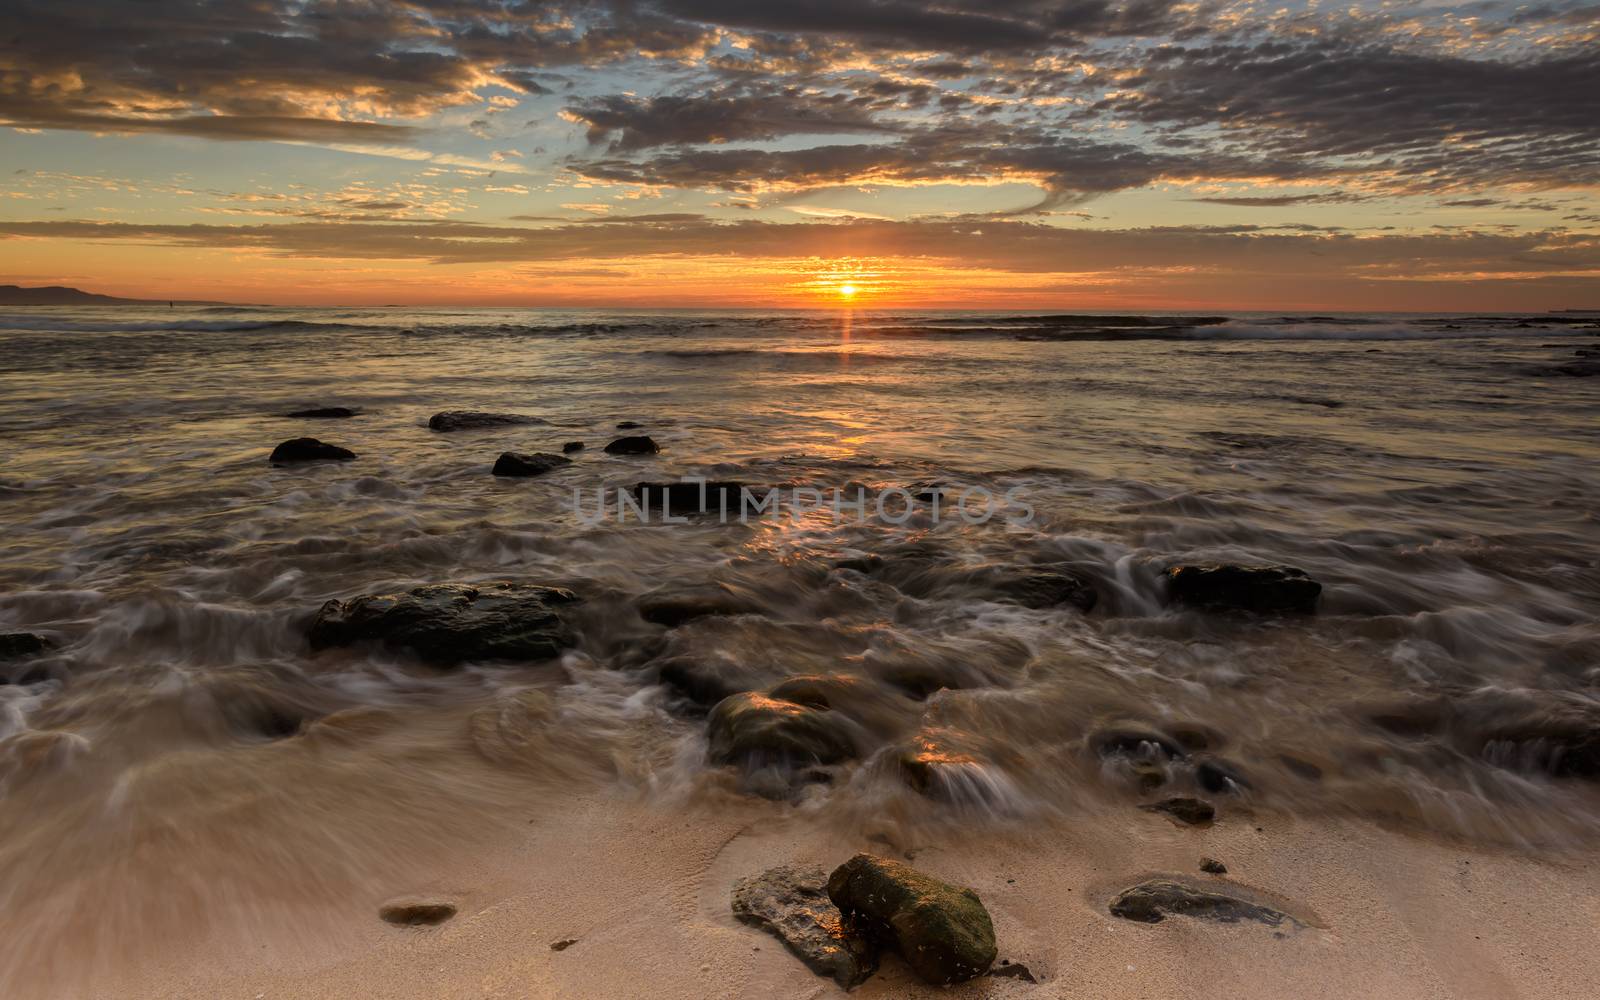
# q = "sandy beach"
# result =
<box><xmin>125</xmin><ymin>790</ymin><xmax>1600</xmax><ymax>1000</ymax></box>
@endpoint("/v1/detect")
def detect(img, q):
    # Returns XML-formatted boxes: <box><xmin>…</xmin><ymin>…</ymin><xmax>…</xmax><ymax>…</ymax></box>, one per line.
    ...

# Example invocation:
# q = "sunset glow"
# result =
<box><xmin>0</xmin><ymin>0</ymin><xmax>1596</xmax><ymax>309</ymax></box>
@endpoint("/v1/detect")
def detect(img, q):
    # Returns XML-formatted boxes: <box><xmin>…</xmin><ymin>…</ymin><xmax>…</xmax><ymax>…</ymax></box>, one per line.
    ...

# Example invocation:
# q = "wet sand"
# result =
<box><xmin>131</xmin><ymin>793</ymin><xmax>1600</xmax><ymax>1000</ymax></box>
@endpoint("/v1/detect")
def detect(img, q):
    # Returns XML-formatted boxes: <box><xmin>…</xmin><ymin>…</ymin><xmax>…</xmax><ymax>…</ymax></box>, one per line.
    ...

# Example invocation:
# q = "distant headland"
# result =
<box><xmin>0</xmin><ymin>284</ymin><xmax>227</xmax><ymax>306</ymax></box>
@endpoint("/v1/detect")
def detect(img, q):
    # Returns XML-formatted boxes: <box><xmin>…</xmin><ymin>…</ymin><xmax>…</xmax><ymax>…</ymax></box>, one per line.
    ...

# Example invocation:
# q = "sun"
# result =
<box><xmin>837</xmin><ymin>283</ymin><xmax>858</xmax><ymax>299</ymax></box>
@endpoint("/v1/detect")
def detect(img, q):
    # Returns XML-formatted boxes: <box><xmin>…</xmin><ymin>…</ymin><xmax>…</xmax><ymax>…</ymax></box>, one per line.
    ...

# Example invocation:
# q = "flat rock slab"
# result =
<box><xmin>428</xmin><ymin>410</ymin><xmax>544</xmax><ymax>431</ymax></box>
<box><xmin>492</xmin><ymin>451</ymin><xmax>571</xmax><ymax>477</ymax></box>
<box><xmin>309</xmin><ymin>582</ymin><xmax>578</xmax><ymax>666</ymax></box>
<box><xmin>828</xmin><ymin>853</ymin><xmax>997</xmax><ymax>985</ymax></box>
<box><xmin>1164</xmin><ymin>563</ymin><xmax>1321</xmax><ymax>614</ymax></box>
<box><xmin>1109</xmin><ymin>879</ymin><xmax>1296</xmax><ymax>927</ymax></box>
<box><xmin>732</xmin><ymin>864</ymin><xmax>879</xmax><ymax>989</ymax></box>
<box><xmin>379</xmin><ymin>902</ymin><xmax>456</xmax><ymax>926</ymax></box>
<box><xmin>1142</xmin><ymin>796</ymin><xmax>1216</xmax><ymax>826</ymax></box>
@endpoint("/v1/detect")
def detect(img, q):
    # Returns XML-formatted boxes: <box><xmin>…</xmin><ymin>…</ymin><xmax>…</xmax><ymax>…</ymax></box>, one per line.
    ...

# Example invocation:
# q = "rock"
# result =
<box><xmin>616</xmin><ymin>420</ymin><xmax>643</xmax><ymax>429</ymax></box>
<box><xmin>876</xmin><ymin>659</ymin><xmax>990</xmax><ymax>699</ymax></box>
<box><xmin>492</xmin><ymin>451</ymin><xmax>571</xmax><ymax>477</ymax></box>
<box><xmin>657</xmin><ymin>656</ymin><xmax>756</xmax><ymax>707</ymax></box>
<box><xmin>284</xmin><ymin>406</ymin><xmax>357</xmax><ymax>418</ymax></box>
<box><xmin>550</xmin><ymin>938</ymin><xmax>578</xmax><ymax>951</ymax></box>
<box><xmin>427</xmin><ymin>410</ymin><xmax>542</xmax><ymax>432</ymax></box>
<box><xmin>1142</xmin><ymin>797</ymin><xmax>1215</xmax><ymax>826</ymax></box>
<box><xmin>604</xmin><ymin>434</ymin><xmax>660</xmax><ymax>455</ymax></box>
<box><xmin>633</xmin><ymin>481</ymin><xmax>766</xmax><ymax>517</ymax></box>
<box><xmin>1200</xmin><ymin>857</ymin><xmax>1228</xmax><ymax>874</ymax></box>
<box><xmin>732</xmin><ymin>864</ymin><xmax>879</xmax><ymax>989</ymax></box>
<box><xmin>1195</xmin><ymin>756</ymin><xmax>1252</xmax><ymax>794</ymax></box>
<box><xmin>379</xmin><ymin>902</ymin><xmax>456</xmax><ymax>926</ymax></box>
<box><xmin>308</xmin><ymin>582</ymin><xmax>578</xmax><ymax>666</ymax></box>
<box><xmin>992</xmin><ymin>569</ymin><xmax>1097</xmax><ymax>612</ymax></box>
<box><xmin>561</xmin><ymin>441</ymin><xmax>585</xmax><ymax>453</ymax></box>
<box><xmin>989</xmin><ymin>960</ymin><xmax>1039</xmax><ymax>983</ymax></box>
<box><xmin>1163</xmin><ymin>563</ymin><xmax>1321</xmax><ymax>614</ymax></box>
<box><xmin>638</xmin><ymin>584</ymin><xmax>763</xmax><ymax>627</ymax></box>
<box><xmin>269</xmin><ymin>437</ymin><xmax>355</xmax><ymax>464</ymax></box>
<box><xmin>707</xmin><ymin>692</ymin><xmax>857</xmax><ymax>767</ymax></box>
<box><xmin>0</xmin><ymin>632</ymin><xmax>50</xmax><ymax>660</ymax></box>
<box><xmin>1109</xmin><ymin>879</ymin><xmax>1293</xmax><ymax>926</ymax></box>
<box><xmin>827</xmin><ymin>854</ymin><xmax>997</xmax><ymax>985</ymax></box>
<box><xmin>1091</xmin><ymin>726</ymin><xmax>1186</xmax><ymax>761</ymax></box>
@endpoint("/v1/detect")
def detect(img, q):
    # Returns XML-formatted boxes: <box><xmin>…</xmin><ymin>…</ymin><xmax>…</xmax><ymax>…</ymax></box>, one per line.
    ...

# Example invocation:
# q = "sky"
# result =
<box><xmin>1</xmin><ymin>0</ymin><xmax>1597</xmax><ymax>310</ymax></box>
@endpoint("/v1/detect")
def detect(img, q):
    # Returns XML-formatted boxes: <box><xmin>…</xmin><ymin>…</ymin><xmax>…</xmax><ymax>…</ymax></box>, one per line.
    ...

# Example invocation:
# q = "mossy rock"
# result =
<box><xmin>826</xmin><ymin>853</ymin><xmax>996</xmax><ymax>984</ymax></box>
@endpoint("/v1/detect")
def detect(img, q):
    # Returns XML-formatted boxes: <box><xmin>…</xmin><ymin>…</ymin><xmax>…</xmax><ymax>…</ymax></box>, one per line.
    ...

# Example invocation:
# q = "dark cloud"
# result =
<box><xmin>565</xmin><ymin>90</ymin><xmax>892</xmax><ymax>151</ymax></box>
<box><xmin>1189</xmin><ymin>193</ymin><xmax>1371</xmax><ymax>207</ymax></box>
<box><xmin>1098</xmin><ymin>42</ymin><xmax>1600</xmax><ymax>192</ymax></box>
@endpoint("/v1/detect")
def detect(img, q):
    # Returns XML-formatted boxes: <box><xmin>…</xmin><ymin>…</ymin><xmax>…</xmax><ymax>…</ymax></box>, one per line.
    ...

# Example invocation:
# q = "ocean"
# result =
<box><xmin>1</xmin><ymin>305</ymin><xmax>1598</xmax><ymax>987</ymax></box>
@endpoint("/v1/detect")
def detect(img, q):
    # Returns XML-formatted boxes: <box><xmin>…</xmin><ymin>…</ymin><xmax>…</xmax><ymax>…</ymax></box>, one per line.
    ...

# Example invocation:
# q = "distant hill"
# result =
<box><xmin>0</xmin><ymin>285</ymin><xmax>225</xmax><ymax>306</ymax></box>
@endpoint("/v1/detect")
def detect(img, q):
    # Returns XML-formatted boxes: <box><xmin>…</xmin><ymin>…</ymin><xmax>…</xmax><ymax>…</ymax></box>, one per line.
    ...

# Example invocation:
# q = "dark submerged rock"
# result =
<box><xmin>491</xmin><ymin>451</ymin><xmax>571</xmax><ymax>477</ymax></box>
<box><xmin>1163</xmin><ymin>563</ymin><xmax>1321</xmax><ymax>614</ymax></box>
<box><xmin>615</xmin><ymin>420</ymin><xmax>643</xmax><ymax>429</ymax></box>
<box><xmin>732</xmin><ymin>864</ymin><xmax>879</xmax><ymax>989</ymax></box>
<box><xmin>1200</xmin><ymin>857</ymin><xmax>1228</xmax><ymax>875</ymax></box>
<box><xmin>657</xmin><ymin>655</ymin><xmax>756</xmax><ymax>707</ymax></box>
<box><xmin>1195</xmin><ymin>756</ymin><xmax>1253</xmax><ymax>795</ymax></box>
<box><xmin>826</xmin><ymin>854</ymin><xmax>997</xmax><ymax>985</ymax></box>
<box><xmin>379</xmin><ymin>902</ymin><xmax>457</xmax><ymax>926</ymax></box>
<box><xmin>1142</xmin><ymin>797</ymin><xmax>1216</xmax><ymax>826</ymax></box>
<box><xmin>1109</xmin><ymin>879</ymin><xmax>1293</xmax><ymax>927</ymax></box>
<box><xmin>561</xmin><ymin>441</ymin><xmax>585</xmax><ymax>453</ymax></box>
<box><xmin>638</xmin><ymin>583</ymin><xmax>763</xmax><ymax>627</ymax></box>
<box><xmin>706</xmin><ymin>692</ymin><xmax>857</xmax><ymax>768</ymax></box>
<box><xmin>427</xmin><ymin>410</ymin><xmax>542</xmax><ymax>432</ymax></box>
<box><xmin>992</xmin><ymin>569</ymin><xmax>1097</xmax><ymax>612</ymax></box>
<box><xmin>284</xmin><ymin>406</ymin><xmax>357</xmax><ymax>418</ymax></box>
<box><xmin>604</xmin><ymin>434</ymin><xmax>660</xmax><ymax>455</ymax></box>
<box><xmin>633</xmin><ymin>481</ymin><xmax>767</xmax><ymax>517</ymax></box>
<box><xmin>269</xmin><ymin>437</ymin><xmax>356</xmax><ymax>464</ymax></box>
<box><xmin>308</xmin><ymin>582</ymin><xmax>578</xmax><ymax>666</ymax></box>
<box><xmin>0</xmin><ymin>632</ymin><xmax>50</xmax><ymax>660</ymax></box>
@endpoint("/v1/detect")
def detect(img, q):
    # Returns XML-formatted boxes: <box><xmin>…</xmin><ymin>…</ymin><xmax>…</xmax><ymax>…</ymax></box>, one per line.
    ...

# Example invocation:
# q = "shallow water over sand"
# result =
<box><xmin>1</xmin><ymin>306</ymin><xmax>1598</xmax><ymax>987</ymax></box>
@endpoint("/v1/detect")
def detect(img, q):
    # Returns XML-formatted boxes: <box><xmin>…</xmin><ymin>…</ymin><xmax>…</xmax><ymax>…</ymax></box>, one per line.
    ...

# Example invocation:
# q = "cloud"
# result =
<box><xmin>564</xmin><ymin>89</ymin><xmax>893</xmax><ymax>151</ymax></box>
<box><xmin>1189</xmin><ymin>193</ymin><xmax>1372</xmax><ymax>207</ymax></box>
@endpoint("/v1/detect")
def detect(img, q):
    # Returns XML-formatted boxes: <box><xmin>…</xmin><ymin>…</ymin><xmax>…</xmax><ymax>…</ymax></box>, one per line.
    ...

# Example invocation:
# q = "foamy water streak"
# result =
<box><xmin>0</xmin><ymin>305</ymin><xmax>1598</xmax><ymax>985</ymax></box>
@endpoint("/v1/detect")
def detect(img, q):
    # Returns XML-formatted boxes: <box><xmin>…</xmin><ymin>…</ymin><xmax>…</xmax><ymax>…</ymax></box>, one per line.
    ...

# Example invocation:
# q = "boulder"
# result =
<box><xmin>269</xmin><ymin>437</ymin><xmax>355</xmax><ymax>464</ymax></box>
<box><xmin>427</xmin><ymin>410</ymin><xmax>543</xmax><ymax>432</ymax></box>
<box><xmin>826</xmin><ymin>854</ymin><xmax>997</xmax><ymax>985</ymax></box>
<box><xmin>1163</xmin><ymin>563</ymin><xmax>1321</xmax><ymax>614</ymax></box>
<box><xmin>657</xmin><ymin>656</ymin><xmax>757</xmax><ymax>707</ymax></box>
<box><xmin>308</xmin><ymin>582</ymin><xmax>578</xmax><ymax>666</ymax></box>
<box><xmin>1109</xmin><ymin>879</ymin><xmax>1293</xmax><ymax>927</ymax></box>
<box><xmin>1142</xmin><ymin>797</ymin><xmax>1215</xmax><ymax>826</ymax></box>
<box><xmin>284</xmin><ymin>406</ymin><xmax>357</xmax><ymax>418</ymax></box>
<box><xmin>604</xmin><ymin>435</ymin><xmax>660</xmax><ymax>455</ymax></box>
<box><xmin>561</xmin><ymin>441</ymin><xmax>585</xmax><ymax>453</ymax></box>
<box><xmin>492</xmin><ymin>451</ymin><xmax>571</xmax><ymax>477</ymax></box>
<box><xmin>707</xmin><ymin>692</ymin><xmax>856</xmax><ymax>767</ymax></box>
<box><xmin>1200</xmin><ymin>858</ymin><xmax>1228</xmax><ymax>874</ymax></box>
<box><xmin>0</xmin><ymin>632</ymin><xmax>50</xmax><ymax>660</ymax></box>
<box><xmin>732</xmin><ymin>864</ymin><xmax>879</xmax><ymax>989</ymax></box>
<box><xmin>379</xmin><ymin>902</ymin><xmax>457</xmax><ymax>926</ymax></box>
<box><xmin>992</xmin><ymin>569</ymin><xmax>1097</xmax><ymax>612</ymax></box>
